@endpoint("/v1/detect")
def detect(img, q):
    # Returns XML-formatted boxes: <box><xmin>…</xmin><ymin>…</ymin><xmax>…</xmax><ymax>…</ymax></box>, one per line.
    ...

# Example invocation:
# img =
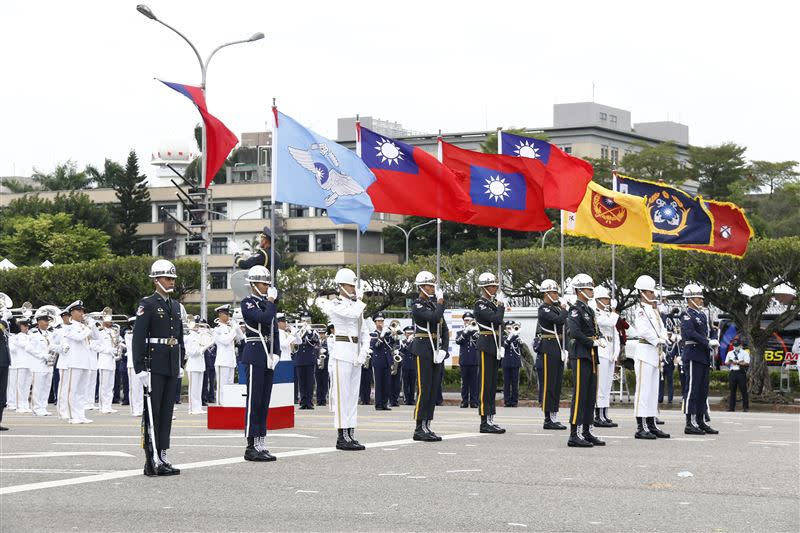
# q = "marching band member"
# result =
<box><xmin>370</xmin><ymin>313</ymin><xmax>394</xmax><ymax>411</ymax></box>
<box><xmin>315</xmin><ymin>325</ymin><xmax>332</xmax><ymax>407</ymax></box>
<box><xmin>631</xmin><ymin>275</ymin><xmax>670</xmax><ymax>440</ymax></box>
<box><xmin>94</xmin><ymin>314</ymin><xmax>119</xmax><ymax>414</ymax></box>
<box><xmin>325</xmin><ymin>268</ymin><xmax>370</xmax><ymax>451</ymax></box>
<box><xmin>388</xmin><ymin>322</ymin><xmax>402</xmax><ymax>408</ymax></box>
<box><xmin>132</xmin><ymin>260</ymin><xmax>185</xmax><ymax>476</ymax></box>
<box><xmin>26</xmin><ymin>310</ymin><xmax>56</xmax><ymax>416</ymax></box>
<box><xmin>566</xmin><ymin>274</ymin><xmax>604</xmax><ymax>447</ymax></box>
<box><xmin>455</xmin><ymin>312</ymin><xmax>479</xmax><ymax>408</ymax></box>
<box><xmin>399</xmin><ymin>326</ymin><xmax>416</xmax><ymax>405</ymax></box>
<box><xmin>0</xmin><ymin>315</ymin><xmax>9</xmax><ymax>430</ymax></box>
<box><xmin>54</xmin><ymin>309</ymin><xmax>72</xmax><ymax>420</ymax></box>
<box><xmin>681</xmin><ymin>284</ymin><xmax>719</xmax><ymax>435</ymax></box>
<box><xmin>474</xmin><ymin>272</ymin><xmax>506</xmax><ymax>434</ymax></box>
<box><xmin>502</xmin><ymin>321</ymin><xmax>522</xmax><ymax>407</ymax></box>
<box><xmin>62</xmin><ymin>301</ymin><xmax>97</xmax><ymax>424</ymax></box>
<box><xmin>124</xmin><ymin>316</ymin><xmax>143</xmax><ymax>417</ymax></box>
<box><xmin>411</xmin><ymin>270</ymin><xmax>449</xmax><ymax>442</ymax></box>
<box><xmin>295</xmin><ymin>315</ymin><xmax>320</xmax><ymax>410</ymax></box>
<box><xmin>537</xmin><ymin>279</ymin><xmax>568</xmax><ymax>430</ymax></box>
<box><xmin>593</xmin><ymin>286</ymin><xmax>620</xmax><ymax>428</ymax></box>
<box><xmin>184</xmin><ymin>317</ymin><xmax>206</xmax><ymax>415</ymax></box>
<box><xmin>10</xmin><ymin>319</ymin><xmax>32</xmax><ymax>413</ymax></box>
<box><xmin>83</xmin><ymin>315</ymin><xmax>100</xmax><ymax>413</ymax></box>
<box><xmin>240</xmin><ymin>265</ymin><xmax>280</xmax><ymax>462</ymax></box>
<box><xmin>213</xmin><ymin>305</ymin><xmax>242</xmax><ymax>404</ymax></box>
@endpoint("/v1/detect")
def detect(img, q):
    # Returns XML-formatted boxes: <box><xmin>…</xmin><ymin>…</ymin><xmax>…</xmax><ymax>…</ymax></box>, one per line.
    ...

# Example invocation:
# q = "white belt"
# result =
<box><xmin>147</xmin><ymin>337</ymin><xmax>178</xmax><ymax>346</ymax></box>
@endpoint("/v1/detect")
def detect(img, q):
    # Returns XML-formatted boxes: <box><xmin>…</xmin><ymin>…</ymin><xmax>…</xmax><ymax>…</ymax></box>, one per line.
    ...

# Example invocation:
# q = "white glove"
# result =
<box><xmin>497</xmin><ymin>346</ymin><xmax>505</xmax><ymax>360</ymax></box>
<box><xmin>495</xmin><ymin>293</ymin><xmax>507</xmax><ymax>305</ymax></box>
<box><xmin>561</xmin><ymin>350</ymin><xmax>569</xmax><ymax>363</ymax></box>
<box><xmin>356</xmin><ymin>352</ymin><xmax>368</xmax><ymax>366</ymax></box>
<box><xmin>435</xmin><ymin>288</ymin><xmax>444</xmax><ymax>300</ymax></box>
<box><xmin>355</xmin><ymin>288</ymin><xmax>364</xmax><ymax>300</ymax></box>
<box><xmin>434</xmin><ymin>349</ymin><xmax>447</xmax><ymax>364</ymax></box>
<box><xmin>178</xmin><ymin>367</ymin><xmax>184</xmax><ymax>379</ymax></box>
<box><xmin>136</xmin><ymin>371</ymin><xmax>151</xmax><ymax>388</ymax></box>
<box><xmin>709</xmin><ymin>339</ymin><xmax>720</xmax><ymax>348</ymax></box>
<box><xmin>599</xmin><ymin>337</ymin><xmax>608</xmax><ymax>349</ymax></box>
<box><xmin>592</xmin><ymin>339</ymin><xmax>601</xmax><ymax>348</ymax></box>
<box><xmin>267</xmin><ymin>287</ymin><xmax>278</xmax><ymax>300</ymax></box>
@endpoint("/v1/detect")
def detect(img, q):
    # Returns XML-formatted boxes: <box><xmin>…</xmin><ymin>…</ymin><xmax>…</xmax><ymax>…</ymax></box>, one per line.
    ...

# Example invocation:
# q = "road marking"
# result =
<box><xmin>295</xmin><ymin>490</ymin><xmax>318</xmax><ymax>494</ymax></box>
<box><xmin>437</xmin><ymin>452</ymin><xmax>456</xmax><ymax>455</ymax></box>
<box><xmin>49</xmin><ymin>443</ymin><xmax>310</xmax><ymax>450</ymax></box>
<box><xmin>671</xmin><ymin>438</ymin><xmax>716</xmax><ymax>442</ymax></box>
<box><xmin>406</xmin><ymin>476</ymin><xmax>426</xmax><ymax>479</ymax></box>
<box><xmin>508</xmin><ymin>523</ymin><xmax>528</xmax><ymax>528</ymax></box>
<box><xmin>1</xmin><ymin>468</ymin><xmax>116</xmax><ymax>474</ymax></box>
<box><xmin>446</xmin><ymin>469</ymin><xmax>481</xmax><ymax>473</ymax></box>
<box><xmin>378</xmin><ymin>472</ymin><xmax>409</xmax><ymax>476</ymax></box>
<box><xmin>0</xmin><ymin>433</ymin><xmax>318</xmax><ymax>440</ymax></box>
<box><xmin>0</xmin><ymin>451</ymin><xmax>134</xmax><ymax>460</ymax></box>
<box><xmin>0</xmin><ymin>432</ymin><xmax>482</xmax><ymax>495</ymax></box>
<box><xmin>749</xmin><ymin>440</ymin><xmax>799</xmax><ymax>444</ymax></box>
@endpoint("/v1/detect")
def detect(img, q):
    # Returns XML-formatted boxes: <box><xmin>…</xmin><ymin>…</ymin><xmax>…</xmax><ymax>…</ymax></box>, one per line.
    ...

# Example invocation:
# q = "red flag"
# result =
<box><xmin>359</xmin><ymin>125</ymin><xmax>475</xmax><ymax>222</ymax></box>
<box><xmin>680</xmin><ymin>200</ymin><xmax>754</xmax><ymax>258</ymax></box>
<box><xmin>440</xmin><ymin>141</ymin><xmax>551</xmax><ymax>231</ymax></box>
<box><xmin>159</xmin><ymin>80</ymin><xmax>239</xmax><ymax>188</ymax></box>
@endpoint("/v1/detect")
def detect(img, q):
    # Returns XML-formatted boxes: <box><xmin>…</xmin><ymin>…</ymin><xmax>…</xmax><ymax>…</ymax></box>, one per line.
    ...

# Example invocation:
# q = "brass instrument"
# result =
<box><xmin>388</xmin><ymin>319</ymin><xmax>402</xmax><ymax>339</ymax></box>
<box><xmin>391</xmin><ymin>350</ymin><xmax>402</xmax><ymax>375</ymax></box>
<box><xmin>317</xmin><ymin>348</ymin><xmax>327</xmax><ymax>369</ymax></box>
<box><xmin>35</xmin><ymin>305</ymin><xmax>61</xmax><ymax>365</ymax></box>
<box><xmin>10</xmin><ymin>301</ymin><xmax>33</xmax><ymax>320</ymax></box>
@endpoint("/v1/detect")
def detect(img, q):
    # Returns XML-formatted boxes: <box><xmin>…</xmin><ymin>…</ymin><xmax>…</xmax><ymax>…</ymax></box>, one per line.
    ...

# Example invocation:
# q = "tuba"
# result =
<box><xmin>10</xmin><ymin>301</ymin><xmax>33</xmax><ymax>320</ymax></box>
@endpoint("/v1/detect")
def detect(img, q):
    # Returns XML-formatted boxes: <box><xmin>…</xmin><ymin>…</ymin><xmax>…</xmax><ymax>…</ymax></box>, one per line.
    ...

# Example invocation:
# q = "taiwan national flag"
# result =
<box><xmin>359</xmin><ymin>125</ymin><xmax>475</xmax><ymax>223</ymax></box>
<box><xmin>498</xmin><ymin>130</ymin><xmax>593</xmax><ymax>211</ymax></box>
<box><xmin>159</xmin><ymin>80</ymin><xmax>239</xmax><ymax>188</ymax></box>
<box><xmin>440</xmin><ymin>141</ymin><xmax>551</xmax><ymax>231</ymax></box>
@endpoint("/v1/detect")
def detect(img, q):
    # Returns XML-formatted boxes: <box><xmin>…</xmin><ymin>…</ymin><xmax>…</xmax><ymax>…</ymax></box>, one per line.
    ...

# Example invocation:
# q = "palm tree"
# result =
<box><xmin>32</xmin><ymin>160</ymin><xmax>93</xmax><ymax>191</ymax></box>
<box><xmin>85</xmin><ymin>159</ymin><xmax>125</xmax><ymax>189</ymax></box>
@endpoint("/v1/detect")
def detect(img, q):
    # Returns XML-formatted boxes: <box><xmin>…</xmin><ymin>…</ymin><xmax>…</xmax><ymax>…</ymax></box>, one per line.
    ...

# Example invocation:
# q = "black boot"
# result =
<box><xmin>697</xmin><ymin>419</ymin><xmax>719</xmax><ymax>434</ymax></box>
<box><xmin>158</xmin><ymin>450</ymin><xmax>180</xmax><ymax>475</ymax></box>
<box><xmin>594</xmin><ymin>408</ymin><xmax>613</xmax><ymax>428</ymax></box>
<box><xmin>255</xmin><ymin>436</ymin><xmax>277</xmax><ymax>461</ymax></box>
<box><xmin>0</xmin><ymin>407</ymin><xmax>7</xmax><ymax>431</ymax></box>
<box><xmin>414</xmin><ymin>421</ymin><xmax>435</xmax><ymax>441</ymax></box>
<box><xmin>603</xmin><ymin>408</ymin><xmax>618</xmax><ymax>427</ymax></box>
<box><xmin>424</xmin><ymin>420</ymin><xmax>442</xmax><ymax>441</ymax></box>
<box><xmin>568</xmin><ymin>424</ymin><xmax>593</xmax><ymax>447</ymax></box>
<box><xmin>552</xmin><ymin>413</ymin><xmax>567</xmax><ymax>430</ymax></box>
<box><xmin>635</xmin><ymin>417</ymin><xmax>656</xmax><ymax>439</ymax></box>
<box><xmin>646</xmin><ymin>417</ymin><xmax>670</xmax><ymax>438</ymax></box>
<box><xmin>582</xmin><ymin>424</ymin><xmax>606</xmax><ymax>446</ymax></box>
<box><xmin>348</xmin><ymin>428</ymin><xmax>366</xmax><ymax>450</ymax></box>
<box><xmin>246</xmin><ymin>437</ymin><xmax>269</xmax><ymax>461</ymax></box>
<box><xmin>543</xmin><ymin>413</ymin><xmax>560</xmax><ymax>430</ymax></box>
<box><xmin>480</xmin><ymin>415</ymin><xmax>504</xmax><ymax>434</ymax></box>
<box><xmin>489</xmin><ymin>415</ymin><xmax>506</xmax><ymax>433</ymax></box>
<box><xmin>684</xmin><ymin>414</ymin><xmax>704</xmax><ymax>435</ymax></box>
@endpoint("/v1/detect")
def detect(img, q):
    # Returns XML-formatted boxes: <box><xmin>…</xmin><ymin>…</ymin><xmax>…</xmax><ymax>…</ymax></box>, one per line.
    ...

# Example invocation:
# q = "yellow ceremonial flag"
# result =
<box><xmin>564</xmin><ymin>181</ymin><xmax>654</xmax><ymax>249</ymax></box>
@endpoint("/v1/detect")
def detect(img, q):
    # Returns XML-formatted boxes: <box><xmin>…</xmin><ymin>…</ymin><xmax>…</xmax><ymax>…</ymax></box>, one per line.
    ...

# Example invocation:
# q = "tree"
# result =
<box><xmin>619</xmin><ymin>141</ymin><xmax>683</xmax><ymax>185</ymax></box>
<box><xmin>112</xmin><ymin>151</ymin><xmax>151</xmax><ymax>256</ymax></box>
<box><xmin>583</xmin><ymin>157</ymin><xmax>615</xmax><ymax>188</ymax></box>
<box><xmin>748</xmin><ymin>160</ymin><xmax>799</xmax><ymax>198</ymax></box>
<box><xmin>85</xmin><ymin>158</ymin><xmax>125</xmax><ymax>189</ymax></box>
<box><xmin>688</xmin><ymin>143</ymin><xmax>747</xmax><ymax>200</ymax></box>
<box><xmin>0</xmin><ymin>178</ymin><xmax>36</xmax><ymax>193</ymax></box>
<box><xmin>0</xmin><ymin>192</ymin><xmax>114</xmax><ymax>235</ymax></box>
<box><xmin>32</xmin><ymin>160</ymin><xmax>94</xmax><ymax>190</ymax></box>
<box><xmin>0</xmin><ymin>213</ymin><xmax>110</xmax><ymax>266</ymax></box>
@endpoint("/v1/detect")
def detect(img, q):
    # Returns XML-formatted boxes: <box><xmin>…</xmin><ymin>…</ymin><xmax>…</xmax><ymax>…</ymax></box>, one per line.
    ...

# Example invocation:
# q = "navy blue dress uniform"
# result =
<box><xmin>359</xmin><ymin>350</ymin><xmax>373</xmax><ymax>405</ymax></box>
<box><xmin>659</xmin><ymin>334</ymin><xmax>677</xmax><ymax>404</ymax></box>
<box><xmin>501</xmin><ymin>322</ymin><xmax>522</xmax><ymax>407</ymax></box>
<box><xmin>315</xmin><ymin>326</ymin><xmax>332</xmax><ymax>406</ymax></box>
<box><xmin>132</xmin><ymin>261</ymin><xmax>185</xmax><ymax>475</ymax></box>
<box><xmin>565</xmin><ymin>274</ymin><xmax>604</xmax><ymax>448</ymax></box>
<box><xmin>455</xmin><ymin>313</ymin><xmax>479</xmax><ymax>408</ymax></box>
<box><xmin>537</xmin><ymin>297</ymin><xmax>568</xmax><ymax>430</ymax></box>
<box><xmin>235</xmin><ymin>227</ymin><xmax>282</xmax><ymax>271</ymax></box>
<box><xmin>474</xmin><ymin>272</ymin><xmax>506</xmax><ymax>434</ymax></box>
<box><xmin>0</xmin><ymin>313</ymin><xmax>10</xmax><ymax>431</ymax></box>
<box><xmin>399</xmin><ymin>327</ymin><xmax>416</xmax><ymax>405</ymax></box>
<box><xmin>370</xmin><ymin>316</ymin><xmax>394</xmax><ymax>410</ymax></box>
<box><xmin>294</xmin><ymin>326</ymin><xmax>320</xmax><ymax>409</ymax></box>
<box><xmin>680</xmin><ymin>284</ymin><xmax>719</xmax><ymax>435</ymax></box>
<box><xmin>388</xmin><ymin>326</ymin><xmax>402</xmax><ymax>407</ymax></box>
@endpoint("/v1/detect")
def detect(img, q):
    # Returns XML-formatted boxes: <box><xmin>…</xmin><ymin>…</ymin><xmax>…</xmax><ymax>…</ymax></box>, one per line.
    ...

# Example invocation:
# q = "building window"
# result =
<box><xmin>599</xmin><ymin>112</ymin><xmax>607</xmax><ymax>121</ymax></box>
<box><xmin>211</xmin><ymin>237</ymin><xmax>228</xmax><ymax>255</ymax></box>
<box><xmin>210</xmin><ymin>271</ymin><xmax>228</xmax><ymax>290</ymax></box>
<box><xmin>610</xmin><ymin>148</ymin><xmax>619</xmax><ymax>164</ymax></box>
<box><xmin>315</xmin><ymin>208</ymin><xmax>328</xmax><ymax>217</ymax></box>
<box><xmin>600</xmin><ymin>145</ymin><xmax>610</xmax><ymax>160</ymax></box>
<box><xmin>288</xmin><ymin>234</ymin><xmax>309</xmax><ymax>253</ymax></box>
<box><xmin>157</xmin><ymin>204</ymin><xmax>177</xmax><ymax>222</ymax></box>
<box><xmin>186</xmin><ymin>241</ymin><xmax>203</xmax><ymax>256</ymax></box>
<box><xmin>559</xmin><ymin>145</ymin><xmax>573</xmax><ymax>155</ymax></box>
<box><xmin>209</xmin><ymin>202</ymin><xmax>228</xmax><ymax>221</ymax></box>
<box><xmin>289</xmin><ymin>204</ymin><xmax>309</xmax><ymax>218</ymax></box>
<box><xmin>610</xmin><ymin>114</ymin><xmax>617</xmax><ymax>125</ymax></box>
<box><xmin>261</xmin><ymin>200</ymin><xmax>283</xmax><ymax>219</ymax></box>
<box><xmin>315</xmin><ymin>233</ymin><xmax>336</xmax><ymax>252</ymax></box>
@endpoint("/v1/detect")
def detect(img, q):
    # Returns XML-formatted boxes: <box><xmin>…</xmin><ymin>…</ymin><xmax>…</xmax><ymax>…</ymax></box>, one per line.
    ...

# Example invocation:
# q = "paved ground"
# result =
<box><xmin>1</xmin><ymin>403</ymin><xmax>798</xmax><ymax>532</ymax></box>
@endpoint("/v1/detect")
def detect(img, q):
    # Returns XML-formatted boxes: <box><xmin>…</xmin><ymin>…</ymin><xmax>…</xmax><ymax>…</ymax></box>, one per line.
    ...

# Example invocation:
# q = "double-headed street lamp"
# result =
<box><xmin>136</xmin><ymin>4</ymin><xmax>263</xmax><ymax>320</ymax></box>
<box><xmin>381</xmin><ymin>218</ymin><xmax>437</xmax><ymax>264</ymax></box>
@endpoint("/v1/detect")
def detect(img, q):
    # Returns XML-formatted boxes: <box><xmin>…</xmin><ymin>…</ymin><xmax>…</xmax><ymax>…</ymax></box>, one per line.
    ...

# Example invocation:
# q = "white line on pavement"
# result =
<box><xmin>0</xmin><ymin>433</ymin><xmax>318</xmax><ymax>439</ymax></box>
<box><xmin>446</xmin><ymin>469</ymin><xmax>482</xmax><ymax>473</ymax></box>
<box><xmin>2</xmin><ymin>468</ymin><xmax>116</xmax><ymax>474</ymax></box>
<box><xmin>0</xmin><ymin>451</ymin><xmax>135</xmax><ymax>459</ymax></box>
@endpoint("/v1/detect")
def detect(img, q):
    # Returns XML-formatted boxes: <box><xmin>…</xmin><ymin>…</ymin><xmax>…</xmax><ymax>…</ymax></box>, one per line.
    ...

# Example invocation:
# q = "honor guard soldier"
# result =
<box><xmin>325</xmin><ymin>268</ymin><xmax>370</xmax><ymax>451</ymax></box>
<box><xmin>456</xmin><ymin>312</ymin><xmax>479</xmax><ymax>408</ymax></box>
<box><xmin>565</xmin><ymin>274</ymin><xmax>605</xmax><ymax>447</ymax></box>
<box><xmin>537</xmin><ymin>279</ymin><xmax>568</xmax><ymax>430</ymax></box>
<box><xmin>474</xmin><ymin>272</ymin><xmax>507</xmax><ymax>434</ymax></box>
<box><xmin>132</xmin><ymin>260</ymin><xmax>185</xmax><ymax>476</ymax></box>
<box><xmin>399</xmin><ymin>326</ymin><xmax>416</xmax><ymax>405</ymax></box>
<box><xmin>593</xmin><ymin>286</ymin><xmax>619</xmax><ymax>428</ymax></box>
<box><xmin>0</xmin><ymin>312</ymin><xmax>9</xmax><ymax>431</ymax></box>
<box><xmin>631</xmin><ymin>275</ymin><xmax>670</xmax><ymax>440</ymax></box>
<box><xmin>681</xmin><ymin>284</ymin><xmax>719</xmax><ymax>435</ymax></box>
<box><xmin>315</xmin><ymin>325</ymin><xmax>331</xmax><ymax>407</ymax></box>
<box><xmin>240</xmin><ymin>265</ymin><xmax>280</xmax><ymax>461</ymax></box>
<box><xmin>295</xmin><ymin>315</ymin><xmax>320</xmax><ymax>410</ymax></box>
<box><xmin>235</xmin><ymin>227</ymin><xmax>281</xmax><ymax>271</ymax></box>
<box><xmin>502</xmin><ymin>321</ymin><xmax>522</xmax><ymax>407</ymax></box>
<box><xmin>370</xmin><ymin>314</ymin><xmax>394</xmax><ymax>411</ymax></box>
<box><xmin>410</xmin><ymin>271</ymin><xmax>448</xmax><ymax>441</ymax></box>
<box><xmin>27</xmin><ymin>309</ymin><xmax>56</xmax><ymax>416</ymax></box>
<box><xmin>726</xmin><ymin>338</ymin><xmax>750</xmax><ymax>411</ymax></box>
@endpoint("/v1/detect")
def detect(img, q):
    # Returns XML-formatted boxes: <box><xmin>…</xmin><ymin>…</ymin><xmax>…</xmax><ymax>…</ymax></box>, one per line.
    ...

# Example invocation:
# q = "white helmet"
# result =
<box><xmin>477</xmin><ymin>272</ymin><xmax>498</xmax><ymax>287</ymax></box>
<box><xmin>634</xmin><ymin>275</ymin><xmax>657</xmax><ymax>291</ymax></box>
<box><xmin>335</xmin><ymin>268</ymin><xmax>357</xmax><ymax>286</ymax></box>
<box><xmin>246</xmin><ymin>265</ymin><xmax>271</xmax><ymax>285</ymax></box>
<box><xmin>539</xmin><ymin>279</ymin><xmax>560</xmax><ymax>293</ymax></box>
<box><xmin>149</xmin><ymin>259</ymin><xmax>177</xmax><ymax>279</ymax></box>
<box><xmin>594</xmin><ymin>286</ymin><xmax>611</xmax><ymax>300</ymax></box>
<box><xmin>683</xmin><ymin>284</ymin><xmax>704</xmax><ymax>299</ymax></box>
<box><xmin>415</xmin><ymin>271</ymin><xmax>436</xmax><ymax>286</ymax></box>
<box><xmin>571</xmin><ymin>273</ymin><xmax>594</xmax><ymax>289</ymax></box>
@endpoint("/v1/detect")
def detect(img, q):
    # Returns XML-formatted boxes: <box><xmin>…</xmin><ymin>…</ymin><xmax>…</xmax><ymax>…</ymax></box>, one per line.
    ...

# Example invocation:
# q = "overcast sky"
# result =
<box><xmin>1</xmin><ymin>0</ymin><xmax>797</xmax><ymax>180</ymax></box>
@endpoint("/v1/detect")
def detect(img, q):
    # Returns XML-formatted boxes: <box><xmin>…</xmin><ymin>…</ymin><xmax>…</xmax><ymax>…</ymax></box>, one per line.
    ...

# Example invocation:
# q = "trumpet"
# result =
<box><xmin>317</xmin><ymin>349</ymin><xmax>327</xmax><ymax>370</ymax></box>
<box><xmin>391</xmin><ymin>350</ymin><xmax>402</xmax><ymax>375</ymax></box>
<box><xmin>388</xmin><ymin>319</ymin><xmax>401</xmax><ymax>338</ymax></box>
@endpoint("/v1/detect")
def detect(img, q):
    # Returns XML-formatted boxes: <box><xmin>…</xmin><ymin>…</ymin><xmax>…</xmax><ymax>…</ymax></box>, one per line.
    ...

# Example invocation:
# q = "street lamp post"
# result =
<box><xmin>155</xmin><ymin>238</ymin><xmax>174</xmax><ymax>255</ymax></box>
<box><xmin>540</xmin><ymin>227</ymin><xmax>554</xmax><ymax>249</ymax></box>
<box><xmin>381</xmin><ymin>218</ymin><xmax>437</xmax><ymax>264</ymax></box>
<box><xmin>136</xmin><ymin>4</ymin><xmax>263</xmax><ymax>320</ymax></box>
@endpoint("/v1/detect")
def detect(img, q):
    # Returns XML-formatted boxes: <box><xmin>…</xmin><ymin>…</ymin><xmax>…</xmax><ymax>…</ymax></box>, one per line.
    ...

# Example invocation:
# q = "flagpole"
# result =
<box><xmin>269</xmin><ymin>99</ymin><xmax>278</xmax><ymax>361</ymax></box>
<box><xmin>658</xmin><ymin>244</ymin><xmax>663</xmax><ymax>297</ymax></box>
<box><xmin>611</xmin><ymin>172</ymin><xmax>618</xmax><ymax>292</ymax></box>
<box><xmin>559</xmin><ymin>210</ymin><xmax>565</xmax><ymax>292</ymax></box>
<box><xmin>436</xmin><ymin>132</ymin><xmax>443</xmax><ymax>282</ymax></box>
<box><xmin>355</xmin><ymin>114</ymin><xmax>362</xmax><ymax>287</ymax></box>
<box><xmin>496</xmin><ymin>127</ymin><xmax>503</xmax><ymax>284</ymax></box>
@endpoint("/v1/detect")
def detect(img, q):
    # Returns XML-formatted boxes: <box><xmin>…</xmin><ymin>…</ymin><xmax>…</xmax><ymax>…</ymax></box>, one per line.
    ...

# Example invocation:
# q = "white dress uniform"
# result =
<box><xmin>62</xmin><ymin>321</ymin><xmax>98</xmax><ymax>423</ymax></box>
<box><xmin>26</xmin><ymin>327</ymin><xmax>55</xmax><ymax>416</ymax></box>
<box><xmin>184</xmin><ymin>330</ymin><xmax>205</xmax><ymax>414</ymax></box>
<box><xmin>213</xmin><ymin>321</ymin><xmax>241</xmax><ymax>404</ymax></box>
<box><xmin>632</xmin><ymin>303</ymin><xmax>666</xmax><ymax>418</ymax></box>
<box><xmin>93</xmin><ymin>326</ymin><xmax>118</xmax><ymax>413</ymax></box>
<box><xmin>125</xmin><ymin>329</ymin><xmax>143</xmax><ymax>416</ymax></box>
<box><xmin>84</xmin><ymin>325</ymin><xmax>100</xmax><ymax>412</ymax></box>
<box><xmin>53</xmin><ymin>322</ymin><xmax>71</xmax><ymax>419</ymax></box>
<box><xmin>324</xmin><ymin>296</ymin><xmax>370</xmax><ymax>430</ymax></box>
<box><xmin>15</xmin><ymin>331</ymin><xmax>35</xmax><ymax>413</ymax></box>
<box><xmin>6</xmin><ymin>332</ymin><xmax>23</xmax><ymax>411</ymax></box>
<box><xmin>595</xmin><ymin>307</ymin><xmax>620</xmax><ymax>410</ymax></box>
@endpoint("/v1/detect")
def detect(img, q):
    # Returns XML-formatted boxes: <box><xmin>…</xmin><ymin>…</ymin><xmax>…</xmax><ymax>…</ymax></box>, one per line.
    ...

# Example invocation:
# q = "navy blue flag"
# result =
<box><xmin>616</xmin><ymin>174</ymin><xmax>714</xmax><ymax>247</ymax></box>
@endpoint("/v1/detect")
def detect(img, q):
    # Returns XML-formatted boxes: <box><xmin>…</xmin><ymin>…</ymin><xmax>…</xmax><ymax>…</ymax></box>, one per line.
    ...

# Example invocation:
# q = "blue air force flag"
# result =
<box><xmin>274</xmin><ymin>110</ymin><xmax>375</xmax><ymax>232</ymax></box>
<box><xmin>615</xmin><ymin>174</ymin><xmax>714</xmax><ymax>247</ymax></box>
